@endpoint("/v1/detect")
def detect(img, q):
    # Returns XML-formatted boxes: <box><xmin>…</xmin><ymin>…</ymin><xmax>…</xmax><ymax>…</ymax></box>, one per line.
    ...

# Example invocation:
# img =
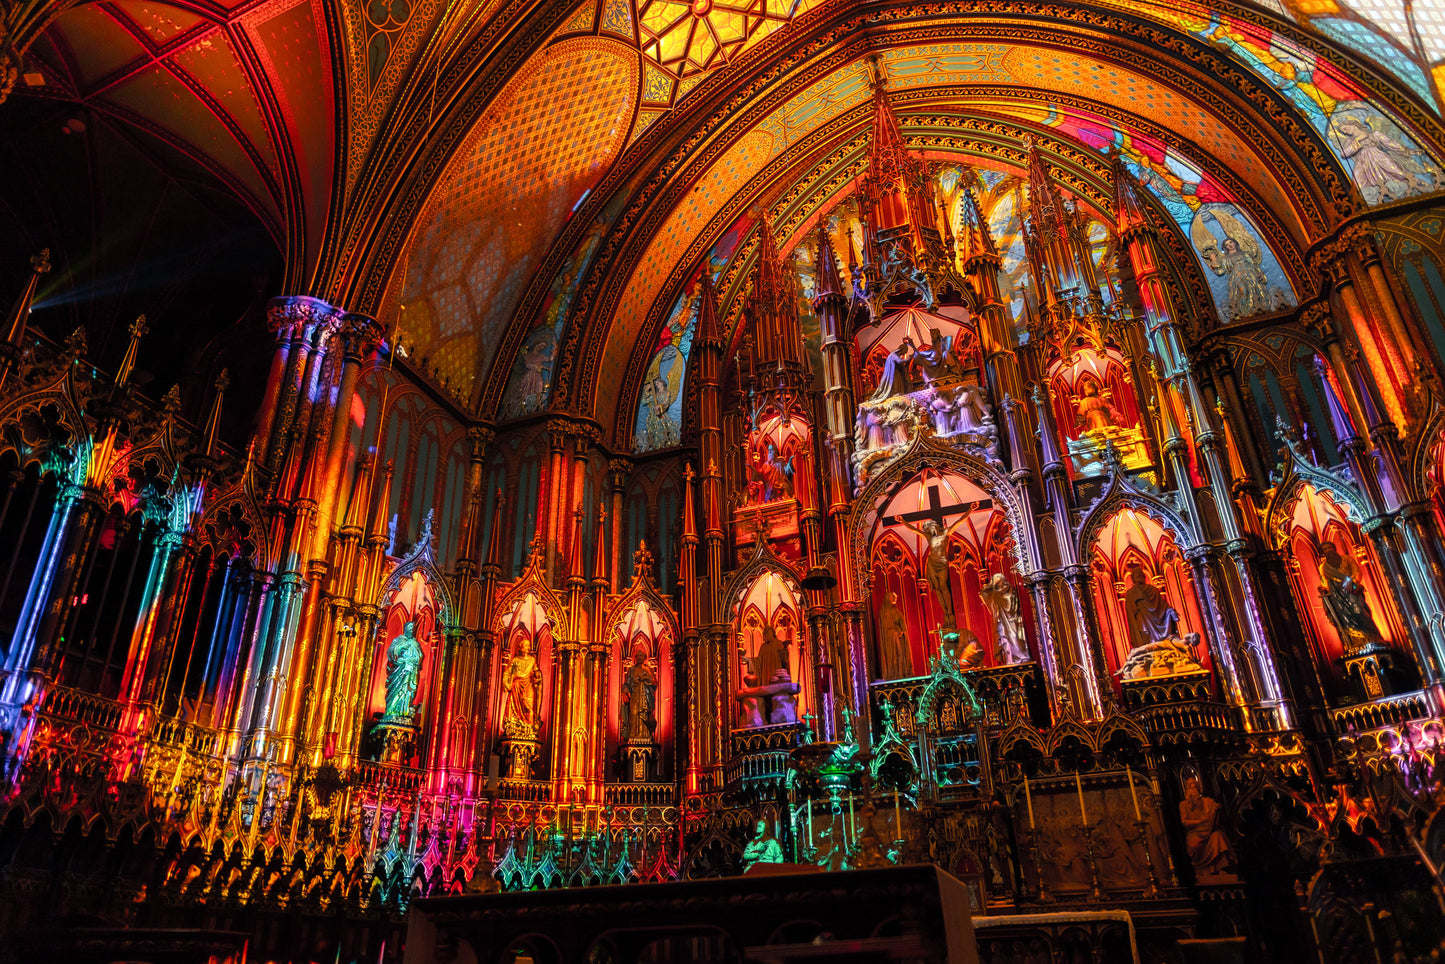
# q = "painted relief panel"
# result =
<box><xmin>634</xmin><ymin>211</ymin><xmax>757</xmax><ymax>453</ymax></box>
<box><xmin>1176</xmin><ymin>11</ymin><xmax>1440</xmax><ymax>207</ymax></box>
<box><xmin>1036</xmin><ymin>106</ymin><xmax>1297</xmax><ymax>322</ymax></box>
<box><xmin>501</xmin><ymin>190</ymin><xmax>630</xmax><ymax>420</ymax></box>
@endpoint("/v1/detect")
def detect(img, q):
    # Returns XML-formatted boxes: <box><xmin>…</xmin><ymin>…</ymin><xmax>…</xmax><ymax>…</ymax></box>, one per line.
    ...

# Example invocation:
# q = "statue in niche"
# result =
<box><xmin>1073</xmin><ymin>381</ymin><xmax>1122</xmax><ymax>435</ymax></box>
<box><xmin>980</xmin><ymin>573</ymin><xmax>1030</xmax><ymax>664</ymax></box>
<box><xmin>876</xmin><ymin>591</ymin><xmax>912</xmax><ymax>679</ymax></box>
<box><xmin>929</xmin><ymin>383</ymin><xmax>990</xmax><ymax>437</ymax></box>
<box><xmin>1124</xmin><ymin>567</ymin><xmax>1180</xmax><ymax>651</ymax></box>
<box><xmin>736</xmin><ymin>622</ymin><xmax>800</xmax><ymax>727</ymax></box>
<box><xmin>501</xmin><ymin>637</ymin><xmax>543</xmax><ymax>740</ymax></box>
<box><xmin>1317</xmin><ymin>541</ymin><xmax>1385</xmax><ymax>653</ymax></box>
<box><xmin>620</xmin><ymin>643</ymin><xmax>658</xmax><ymax>743</ymax></box>
<box><xmin>755</xmin><ymin>624</ymin><xmax>792</xmax><ymax>685</ymax></box>
<box><xmin>737</xmin><ymin>657</ymin><xmax>766</xmax><ymax>728</ymax></box>
<box><xmin>868</xmin><ymin>338</ymin><xmax>917</xmax><ymax>401</ymax></box>
<box><xmin>914</xmin><ymin>329</ymin><xmax>958</xmax><ymax>387</ymax></box>
<box><xmin>1119</xmin><ymin>566</ymin><xmax>1203</xmax><ymax>679</ymax></box>
<box><xmin>748</xmin><ymin>439</ymin><xmax>794</xmax><ymax>502</ymax></box>
<box><xmin>743</xmin><ymin>819</ymin><xmax>784</xmax><ymax>869</ymax></box>
<box><xmin>380</xmin><ymin>621</ymin><xmax>424</xmax><ymax>724</ymax></box>
<box><xmin>1179</xmin><ymin>775</ymin><xmax>1236</xmax><ymax>880</ymax></box>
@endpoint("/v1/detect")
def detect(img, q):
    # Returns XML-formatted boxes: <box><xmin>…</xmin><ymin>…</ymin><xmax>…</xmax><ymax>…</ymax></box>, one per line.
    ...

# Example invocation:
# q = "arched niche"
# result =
<box><xmin>730</xmin><ymin>568</ymin><xmax>809</xmax><ymax>729</ymax></box>
<box><xmin>741</xmin><ymin>401</ymin><xmax>811</xmax><ymax>509</ymax></box>
<box><xmin>851</xmin><ymin>305</ymin><xmax>991</xmax><ymax>485</ymax></box>
<box><xmin>607</xmin><ymin>594</ymin><xmax>676</xmax><ymax>781</ymax></box>
<box><xmin>492</xmin><ymin>590</ymin><xmax>559</xmax><ymax>779</ymax></box>
<box><xmin>1273</xmin><ymin>481</ymin><xmax>1410</xmax><ymax>698</ymax></box>
<box><xmin>1088</xmin><ymin>506</ymin><xmax>1209</xmax><ymax>686</ymax></box>
<box><xmin>862</xmin><ymin>467</ymin><xmax>1031</xmax><ymax>679</ymax></box>
<box><xmin>364</xmin><ymin>536</ymin><xmax>455</xmax><ymax>765</ymax></box>
<box><xmin>1048</xmin><ymin>344</ymin><xmax>1150</xmax><ymax>478</ymax></box>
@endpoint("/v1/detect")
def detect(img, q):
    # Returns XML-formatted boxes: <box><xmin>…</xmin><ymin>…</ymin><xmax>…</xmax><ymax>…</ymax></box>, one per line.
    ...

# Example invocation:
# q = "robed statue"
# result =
<box><xmin>1124</xmin><ymin>567</ymin><xmax>1180</xmax><ymax>650</ymax></box>
<box><xmin>743</xmin><ymin>818</ymin><xmax>785</xmax><ymax>870</ymax></box>
<box><xmin>876</xmin><ymin>591</ymin><xmax>912</xmax><ymax>679</ymax></box>
<box><xmin>1073</xmin><ymin>382</ymin><xmax>1122</xmax><ymax>435</ymax></box>
<box><xmin>980</xmin><ymin>573</ymin><xmax>1029</xmax><ymax>664</ymax></box>
<box><xmin>1317</xmin><ymin>542</ymin><xmax>1383</xmax><ymax>652</ymax></box>
<box><xmin>755</xmin><ymin>624</ymin><xmax>792</xmax><ymax>684</ymax></box>
<box><xmin>380</xmin><ymin>621</ymin><xmax>424</xmax><ymax>723</ymax></box>
<box><xmin>501</xmin><ymin>637</ymin><xmax>544</xmax><ymax>740</ymax></box>
<box><xmin>1179</xmin><ymin>776</ymin><xmax>1235</xmax><ymax>880</ymax></box>
<box><xmin>620</xmin><ymin>643</ymin><xmax>658</xmax><ymax>742</ymax></box>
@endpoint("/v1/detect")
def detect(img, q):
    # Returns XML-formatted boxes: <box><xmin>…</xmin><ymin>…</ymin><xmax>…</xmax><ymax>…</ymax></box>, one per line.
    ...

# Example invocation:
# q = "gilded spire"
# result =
<box><xmin>113</xmin><ymin>314</ymin><xmax>148</xmax><ymax>390</ymax></box>
<box><xmin>1111</xmin><ymin>153</ymin><xmax>1153</xmax><ymax>241</ymax></box>
<box><xmin>810</xmin><ymin>220</ymin><xmax>845</xmax><ymax>307</ymax></box>
<box><xmin>3</xmin><ymin>249</ymin><xmax>50</xmax><ymax>347</ymax></box>
<box><xmin>1023</xmin><ymin>137</ymin><xmax>1066</xmax><ymax>238</ymax></box>
<box><xmin>958</xmin><ymin>185</ymin><xmax>999</xmax><ymax>267</ymax></box>
<box><xmin>696</xmin><ymin>264</ymin><xmax>721</xmax><ymax>349</ymax></box>
<box><xmin>591</xmin><ymin>504</ymin><xmax>610</xmax><ymax>593</ymax></box>
<box><xmin>200</xmin><ymin>369</ymin><xmax>229</xmax><ymax>460</ymax></box>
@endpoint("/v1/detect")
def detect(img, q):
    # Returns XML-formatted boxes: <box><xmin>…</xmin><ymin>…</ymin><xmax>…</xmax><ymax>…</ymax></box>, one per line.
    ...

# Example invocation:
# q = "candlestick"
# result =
<box><xmin>1127</xmin><ymin>769</ymin><xmax>1141</xmax><ymax>821</ymax></box>
<box><xmin>847</xmin><ymin>794</ymin><xmax>855</xmax><ymax>843</ymax></box>
<box><xmin>1075</xmin><ymin>772</ymin><xmax>1087</xmax><ymax>824</ymax></box>
<box><xmin>807</xmin><ymin>799</ymin><xmax>813</xmax><ymax>846</ymax></box>
<box><xmin>1024</xmin><ymin>777</ymin><xmax>1035</xmax><ymax>828</ymax></box>
<box><xmin>893</xmin><ymin>787</ymin><xmax>901</xmax><ymax>835</ymax></box>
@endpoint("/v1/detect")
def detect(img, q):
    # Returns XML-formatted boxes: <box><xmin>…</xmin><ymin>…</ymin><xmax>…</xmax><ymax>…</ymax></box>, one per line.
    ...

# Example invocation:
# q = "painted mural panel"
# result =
<box><xmin>1038</xmin><ymin>106</ymin><xmax>1297</xmax><ymax>322</ymax></box>
<box><xmin>1171</xmin><ymin>10</ymin><xmax>1440</xmax><ymax>207</ymax></box>
<box><xmin>634</xmin><ymin>211</ymin><xmax>757</xmax><ymax>453</ymax></box>
<box><xmin>500</xmin><ymin>191</ymin><xmax>627</xmax><ymax>421</ymax></box>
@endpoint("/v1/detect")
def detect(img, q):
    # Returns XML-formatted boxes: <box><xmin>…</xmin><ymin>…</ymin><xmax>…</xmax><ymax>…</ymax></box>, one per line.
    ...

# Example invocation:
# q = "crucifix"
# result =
<box><xmin>881</xmin><ymin>483</ymin><xmax>992</xmax><ymax>529</ymax></box>
<box><xmin>883</xmin><ymin>483</ymin><xmax>993</xmax><ymax>629</ymax></box>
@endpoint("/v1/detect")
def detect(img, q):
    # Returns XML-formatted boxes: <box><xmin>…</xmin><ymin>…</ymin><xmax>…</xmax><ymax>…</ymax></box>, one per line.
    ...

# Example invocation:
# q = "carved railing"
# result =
<box><xmin>495</xmin><ymin>778</ymin><xmax>552</xmax><ymax>802</ymax></box>
<box><xmin>354</xmin><ymin>759</ymin><xmax>426</xmax><ymax>794</ymax></box>
<box><xmin>38</xmin><ymin>685</ymin><xmax>123</xmax><ymax>730</ymax></box>
<box><xmin>149</xmin><ymin>715</ymin><xmax>226</xmax><ymax>756</ymax></box>
<box><xmin>725</xmin><ymin>723</ymin><xmax>804</xmax><ymax>786</ymax></box>
<box><xmin>1329</xmin><ymin>691</ymin><xmax>1432</xmax><ymax>734</ymax></box>
<box><xmin>605</xmin><ymin>782</ymin><xmax>675</xmax><ymax>807</ymax></box>
<box><xmin>873</xmin><ymin>663</ymin><xmax>1037</xmax><ymax>739</ymax></box>
<box><xmin>967</xmin><ymin>662</ymin><xmax>1038</xmax><ymax>729</ymax></box>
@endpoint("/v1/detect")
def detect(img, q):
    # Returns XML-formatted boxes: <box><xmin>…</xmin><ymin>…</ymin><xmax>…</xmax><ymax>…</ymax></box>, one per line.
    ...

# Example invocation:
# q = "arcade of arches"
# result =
<box><xmin>0</xmin><ymin>0</ymin><xmax>1444</xmax><ymax>959</ymax></box>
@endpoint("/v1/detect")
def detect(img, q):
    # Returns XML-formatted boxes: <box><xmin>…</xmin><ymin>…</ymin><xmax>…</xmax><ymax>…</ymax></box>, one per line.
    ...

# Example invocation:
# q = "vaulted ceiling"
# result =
<box><xmin>6</xmin><ymin>0</ymin><xmax>1444</xmax><ymax>442</ymax></box>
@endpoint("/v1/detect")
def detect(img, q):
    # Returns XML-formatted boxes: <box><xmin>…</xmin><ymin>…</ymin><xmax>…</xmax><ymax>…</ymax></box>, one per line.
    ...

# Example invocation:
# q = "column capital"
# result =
<box><xmin>266</xmin><ymin>296</ymin><xmax>340</xmax><ymax>342</ymax></box>
<box><xmin>336</xmin><ymin>312</ymin><xmax>385</xmax><ymax>361</ymax></box>
<box><xmin>547</xmin><ymin>415</ymin><xmax>602</xmax><ymax>449</ymax></box>
<box><xmin>468</xmin><ymin>425</ymin><xmax>496</xmax><ymax>457</ymax></box>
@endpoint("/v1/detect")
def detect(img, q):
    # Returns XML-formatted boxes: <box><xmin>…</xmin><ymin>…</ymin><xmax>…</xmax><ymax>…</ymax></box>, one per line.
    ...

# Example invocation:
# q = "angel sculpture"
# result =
<box><xmin>1192</xmin><ymin>207</ymin><xmax>1270</xmax><ymax>319</ymax></box>
<box><xmin>640</xmin><ymin>344</ymin><xmax>685</xmax><ymax>450</ymax></box>
<box><xmin>1332</xmin><ymin>116</ymin><xmax>1437</xmax><ymax>203</ymax></box>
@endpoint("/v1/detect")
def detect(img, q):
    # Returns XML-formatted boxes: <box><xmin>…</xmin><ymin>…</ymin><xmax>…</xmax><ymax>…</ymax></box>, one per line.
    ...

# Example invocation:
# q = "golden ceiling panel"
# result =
<box><xmin>384</xmin><ymin>37</ymin><xmax>640</xmax><ymax>400</ymax></box>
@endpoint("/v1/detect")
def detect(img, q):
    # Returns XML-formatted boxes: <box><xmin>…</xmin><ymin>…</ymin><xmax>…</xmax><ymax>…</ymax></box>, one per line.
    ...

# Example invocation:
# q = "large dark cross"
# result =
<box><xmin>882</xmin><ymin>483</ymin><xmax>992</xmax><ymax>528</ymax></box>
